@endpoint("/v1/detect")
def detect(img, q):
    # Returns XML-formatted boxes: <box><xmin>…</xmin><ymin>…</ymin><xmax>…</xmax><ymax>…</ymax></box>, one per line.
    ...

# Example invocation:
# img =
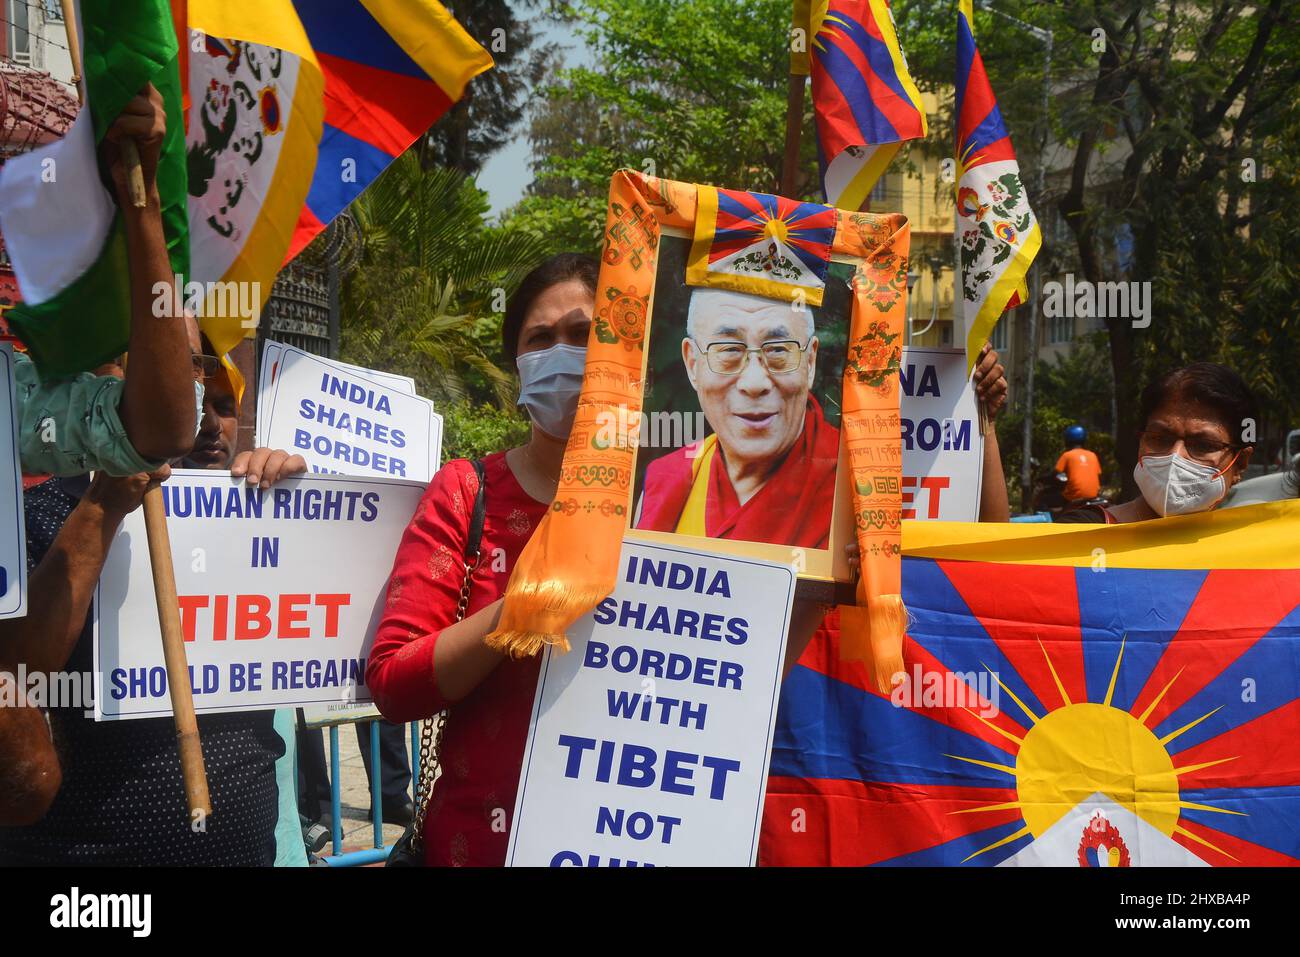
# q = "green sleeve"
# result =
<box><xmin>13</xmin><ymin>350</ymin><xmax>167</xmax><ymax>476</ymax></box>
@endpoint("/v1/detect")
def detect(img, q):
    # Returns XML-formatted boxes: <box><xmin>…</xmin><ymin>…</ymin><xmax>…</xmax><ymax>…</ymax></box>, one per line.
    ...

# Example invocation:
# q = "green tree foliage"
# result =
<box><xmin>996</xmin><ymin>334</ymin><xmax>1118</xmax><ymax>511</ymax></box>
<box><xmin>505</xmin><ymin>0</ymin><xmax>823</xmax><ymax>255</ymax></box>
<box><xmin>422</xmin><ymin>0</ymin><xmax>557</xmax><ymax>173</ymax></box>
<box><xmin>439</xmin><ymin>400</ymin><xmax>532</xmax><ymax>463</ymax></box>
<box><xmin>896</xmin><ymin>0</ymin><xmax>1300</xmax><ymax>492</ymax></box>
<box><xmin>339</xmin><ymin>153</ymin><xmax>549</xmax><ymax>407</ymax></box>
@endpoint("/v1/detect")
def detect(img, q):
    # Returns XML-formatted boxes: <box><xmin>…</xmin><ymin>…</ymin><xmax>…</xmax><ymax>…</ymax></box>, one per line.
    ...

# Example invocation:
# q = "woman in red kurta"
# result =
<box><xmin>367</xmin><ymin>254</ymin><xmax>602</xmax><ymax>866</ymax></box>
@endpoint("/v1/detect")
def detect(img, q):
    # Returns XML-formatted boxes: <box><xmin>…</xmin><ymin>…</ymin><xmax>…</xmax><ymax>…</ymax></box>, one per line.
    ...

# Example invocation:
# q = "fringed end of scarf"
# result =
<box><xmin>484</xmin><ymin>628</ymin><xmax>571</xmax><ymax>659</ymax></box>
<box><xmin>485</xmin><ymin>580</ymin><xmax>614</xmax><ymax>659</ymax></box>
<box><xmin>866</xmin><ymin>592</ymin><xmax>907</xmax><ymax>696</ymax></box>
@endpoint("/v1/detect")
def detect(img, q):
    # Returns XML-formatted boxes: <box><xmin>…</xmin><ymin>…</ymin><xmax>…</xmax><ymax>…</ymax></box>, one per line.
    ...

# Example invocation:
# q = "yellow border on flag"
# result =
<box><xmin>868</xmin><ymin>0</ymin><xmax>928</xmax><ymax>135</ymax></box>
<box><xmin>189</xmin><ymin>0</ymin><xmax>326</xmax><ymax>357</ymax></box>
<box><xmin>361</xmin><ymin>0</ymin><xmax>493</xmax><ymax>100</ymax></box>
<box><xmin>903</xmin><ymin>499</ymin><xmax>1300</xmax><ymax>570</ymax></box>
<box><xmin>832</xmin><ymin>142</ymin><xmax>901</xmax><ymax>212</ymax></box>
<box><xmin>964</xmin><ymin>221</ymin><xmax>1041</xmax><ymax>373</ymax></box>
<box><xmin>685</xmin><ymin>185</ymin><xmax>827</xmax><ymax>307</ymax></box>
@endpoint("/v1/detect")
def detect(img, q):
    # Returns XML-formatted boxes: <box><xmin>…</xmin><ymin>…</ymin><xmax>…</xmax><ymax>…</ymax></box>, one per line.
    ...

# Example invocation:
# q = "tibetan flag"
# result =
<box><xmin>955</xmin><ymin>0</ymin><xmax>1040</xmax><ymax>373</ymax></box>
<box><xmin>285</xmin><ymin>0</ymin><xmax>493</xmax><ymax>262</ymax></box>
<box><xmin>687</xmin><ymin>187</ymin><xmax>837</xmax><ymax>307</ymax></box>
<box><xmin>0</xmin><ymin>0</ymin><xmax>188</xmax><ymax>378</ymax></box>
<box><xmin>184</xmin><ymin>0</ymin><xmax>325</xmax><ymax>358</ymax></box>
<box><xmin>798</xmin><ymin>0</ymin><xmax>927</xmax><ymax>211</ymax></box>
<box><xmin>761</xmin><ymin>502</ymin><xmax>1300</xmax><ymax>866</ymax></box>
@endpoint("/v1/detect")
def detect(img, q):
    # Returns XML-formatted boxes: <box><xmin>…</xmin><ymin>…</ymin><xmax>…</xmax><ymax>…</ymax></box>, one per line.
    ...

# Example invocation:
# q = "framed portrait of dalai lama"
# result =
<box><xmin>495</xmin><ymin>171</ymin><xmax>909</xmax><ymax>664</ymax></box>
<box><xmin>626</xmin><ymin>227</ymin><xmax>858</xmax><ymax>588</ymax></box>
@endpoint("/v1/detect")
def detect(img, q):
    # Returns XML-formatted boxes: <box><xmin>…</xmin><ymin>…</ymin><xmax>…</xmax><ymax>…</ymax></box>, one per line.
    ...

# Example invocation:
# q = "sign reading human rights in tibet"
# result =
<box><xmin>93</xmin><ymin>471</ymin><xmax>425</xmax><ymax>719</ymax></box>
<box><xmin>507</xmin><ymin>540</ymin><xmax>795</xmax><ymax>867</ymax></box>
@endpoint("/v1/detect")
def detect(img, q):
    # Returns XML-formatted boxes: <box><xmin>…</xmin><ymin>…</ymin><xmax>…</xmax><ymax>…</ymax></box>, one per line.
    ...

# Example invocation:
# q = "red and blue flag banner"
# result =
<box><xmin>761</xmin><ymin>502</ymin><xmax>1300</xmax><ymax>866</ymax></box>
<box><xmin>794</xmin><ymin>0</ymin><xmax>927</xmax><ymax>212</ymax></box>
<box><xmin>955</xmin><ymin>0</ymin><xmax>1040</xmax><ymax>373</ymax></box>
<box><xmin>286</xmin><ymin>0</ymin><xmax>493</xmax><ymax>261</ymax></box>
<box><xmin>687</xmin><ymin>186</ymin><xmax>838</xmax><ymax>307</ymax></box>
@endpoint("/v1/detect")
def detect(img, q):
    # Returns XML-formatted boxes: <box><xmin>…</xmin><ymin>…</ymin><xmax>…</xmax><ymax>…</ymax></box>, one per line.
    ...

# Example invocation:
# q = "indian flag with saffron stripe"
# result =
<box><xmin>0</xmin><ymin>0</ymin><xmax>188</xmax><ymax>378</ymax></box>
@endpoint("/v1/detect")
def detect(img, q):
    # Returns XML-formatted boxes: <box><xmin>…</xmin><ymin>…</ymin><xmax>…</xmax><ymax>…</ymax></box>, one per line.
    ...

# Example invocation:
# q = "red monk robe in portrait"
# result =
<box><xmin>636</xmin><ymin>397</ymin><xmax>839</xmax><ymax>547</ymax></box>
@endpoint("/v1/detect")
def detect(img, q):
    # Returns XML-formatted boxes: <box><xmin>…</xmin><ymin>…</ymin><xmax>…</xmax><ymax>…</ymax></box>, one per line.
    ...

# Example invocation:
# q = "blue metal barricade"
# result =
<box><xmin>315</xmin><ymin>718</ymin><xmax>419</xmax><ymax>866</ymax></box>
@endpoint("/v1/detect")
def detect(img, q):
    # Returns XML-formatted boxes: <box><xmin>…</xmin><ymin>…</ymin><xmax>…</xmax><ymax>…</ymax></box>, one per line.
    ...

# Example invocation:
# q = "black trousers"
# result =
<box><xmin>296</xmin><ymin>714</ymin><xmax>411</xmax><ymax>818</ymax></box>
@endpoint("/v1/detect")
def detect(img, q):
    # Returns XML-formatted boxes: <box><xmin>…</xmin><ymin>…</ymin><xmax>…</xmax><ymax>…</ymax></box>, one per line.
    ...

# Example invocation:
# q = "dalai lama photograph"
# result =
<box><xmin>632</xmin><ymin>235</ymin><xmax>851</xmax><ymax>550</ymax></box>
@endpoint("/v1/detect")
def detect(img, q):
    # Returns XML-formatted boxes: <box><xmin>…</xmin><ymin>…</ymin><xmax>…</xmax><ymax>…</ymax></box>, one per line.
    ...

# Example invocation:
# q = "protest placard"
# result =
<box><xmin>506</xmin><ymin>539</ymin><xmax>794</xmax><ymax>867</ymax></box>
<box><xmin>260</xmin><ymin>346</ymin><xmax>441</xmax><ymax>482</ymax></box>
<box><xmin>0</xmin><ymin>344</ymin><xmax>26</xmax><ymax>619</ymax></box>
<box><xmin>257</xmin><ymin>341</ymin><xmax>417</xmax><ymax>443</ymax></box>
<box><xmin>93</xmin><ymin>470</ymin><xmax>425</xmax><ymax>719</ymax></box>
<box><xmin>900</xmin><ymin>347</ymin><xmax>984</xmax><ymax>521</ymax></box>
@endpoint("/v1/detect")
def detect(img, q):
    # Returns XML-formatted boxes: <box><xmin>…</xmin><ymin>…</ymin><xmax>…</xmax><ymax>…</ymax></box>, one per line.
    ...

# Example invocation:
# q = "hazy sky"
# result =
<box><xmin>476</xmin><ymin>17</ymin><xmax>590</xmax><ymax>218</ymax></box>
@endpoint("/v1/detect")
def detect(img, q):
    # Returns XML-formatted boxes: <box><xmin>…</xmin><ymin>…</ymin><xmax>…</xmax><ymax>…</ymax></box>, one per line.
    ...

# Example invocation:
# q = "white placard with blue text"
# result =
<box><xmin>93</xmin><ymin>470</ymin><xmax>425</xmax><ymax>719</ymax></box>
<box><xmin>256</xmin><ymin>342</ymin><xmax>417</xmax><ymax>446</ymax></box>
<box><xmin>507</xmin><ymin>540</ymin><xmax>795</xmax><ymax>867</ymax></box>
<box><xmin>0</xmin><ymin>344</ymin><xmax>26</xmax><ymax>619</ymax></box>
<box><xmin>900</xmin><ymin>347</ymin><xmax>984</xmax><ymax>521</ymax></box>
<box><xmin>261</xmin><ymin>346</ymin><xmax>441</xmax><ymax>482</ymax></box>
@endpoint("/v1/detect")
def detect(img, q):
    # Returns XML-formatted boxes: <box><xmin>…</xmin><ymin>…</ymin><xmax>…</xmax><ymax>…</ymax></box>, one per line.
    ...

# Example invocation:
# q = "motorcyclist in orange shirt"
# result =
<box><xmin>1055</xmin><ymin>424</ymin><xmax>1103</xmax><ymax>504</ymax></box>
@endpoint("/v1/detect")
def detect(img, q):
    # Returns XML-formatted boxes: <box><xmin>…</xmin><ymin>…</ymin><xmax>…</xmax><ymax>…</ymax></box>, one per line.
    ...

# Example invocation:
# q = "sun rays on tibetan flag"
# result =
<box><xmin>184</xmin><ymin>0</ymin><xmax>324</xmax><ymax>358</ymax></box>
<box><xmin>955</xmin><ymin>0</ymin><xmax>1040</xmax><ymax>374</ymax></box>
<box><xmin>286</xmin><ymin>0</ymin><xmax>493</xmax><ymax>262</ymax></box>
<box><xmin>797</xmin><ymin>0</ymin><xmax>927</xmax><ymax>211</ymax></box>
<box><xmin>761</xmin><ymin>503</ymin><xmax>1300</xmax><ymax>866</ymax></box>
<box><xmin>687</xmin><ymin>187</ymin><xmax>837</xmax><ymax>307</ymax></box>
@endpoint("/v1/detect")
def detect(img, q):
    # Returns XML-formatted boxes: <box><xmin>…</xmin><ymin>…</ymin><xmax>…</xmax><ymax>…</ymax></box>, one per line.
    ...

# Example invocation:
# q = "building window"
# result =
<box><xmin>1047</xmin><ymin>311</ymin><xmax>1073</xmax><ymax>344</ymax></box>
<box><xmin>990</xmin><ymin>318</ymin><xmax>1008</xmax><ymax>352</ymax></box>
<box><xmin>9</xmin><ymin>1</ymin><xmax>32</xmax><ymax>65</ymax></box>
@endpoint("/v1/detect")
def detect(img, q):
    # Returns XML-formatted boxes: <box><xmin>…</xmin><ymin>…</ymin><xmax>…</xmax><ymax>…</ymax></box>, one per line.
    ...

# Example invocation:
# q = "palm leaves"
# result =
<box><xmin>340</xmin><ymin>152</ymin><xmax>549</xmax><ymax>408</ymax></box>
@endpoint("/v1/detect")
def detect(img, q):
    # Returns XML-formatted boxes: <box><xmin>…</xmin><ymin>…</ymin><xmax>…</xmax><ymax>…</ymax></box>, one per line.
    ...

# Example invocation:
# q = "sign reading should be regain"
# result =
<box><xmin>93</xmin><ymin>471</ymin><xmax>425</xmax><ymax>719</ymax></box>
<box><xmin>507</xmin><ymin>540</ymin><xmax>794</xmax><ymax>867</ymax></box>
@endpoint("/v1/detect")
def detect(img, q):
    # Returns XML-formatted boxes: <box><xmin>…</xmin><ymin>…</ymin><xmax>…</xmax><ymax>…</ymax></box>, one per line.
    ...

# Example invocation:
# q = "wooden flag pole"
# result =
<box><xmin>60</xmin><ymin>0</ymin><xmax>82</xmax><ymax>99</ymax></box>
<box><xmin>143</xmin><ymin>487</ymin><xmax>213</xmax><ymax>820</ymax></box>
<box><xmin>64</xmin><ymin>5</ymin><xmax>209</xmax><ymax>816</ymax></box>
<box><xmin>780</xmin><ymin>72</ymin><xmax>805</xmax><ymax>197</ymax></box>
<box><xmin>62</xmin><ymin>3</ymin><xmax>147</xmax><ymax>207</ymax></box>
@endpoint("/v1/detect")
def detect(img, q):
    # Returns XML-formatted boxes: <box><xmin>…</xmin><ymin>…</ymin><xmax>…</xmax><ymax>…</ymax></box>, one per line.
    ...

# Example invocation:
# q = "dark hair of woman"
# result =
<box><xmin>500</xmin><ymin>253</ymin><xmax>601</xmax><ymax>363</ymax></box>
<box><xmin>1137</xmin><ymin>362</ymin><xmax>1258</xmax><ymax>448</ymax></box>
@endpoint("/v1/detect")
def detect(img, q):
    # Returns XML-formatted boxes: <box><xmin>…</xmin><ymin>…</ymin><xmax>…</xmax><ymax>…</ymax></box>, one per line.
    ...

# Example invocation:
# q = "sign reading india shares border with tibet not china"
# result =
<box><xmin>507</xmin><ymin>540</ymin><xmax>795</xmax><ymax>867</ymax></box>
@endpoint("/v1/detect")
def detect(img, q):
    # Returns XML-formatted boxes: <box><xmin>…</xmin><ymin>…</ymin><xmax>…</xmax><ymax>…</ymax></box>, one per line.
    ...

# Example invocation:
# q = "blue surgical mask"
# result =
<box><xmin>516</xmin><ymin>343</ymin><xmax>586</xmax><ymax>440</ymax></box>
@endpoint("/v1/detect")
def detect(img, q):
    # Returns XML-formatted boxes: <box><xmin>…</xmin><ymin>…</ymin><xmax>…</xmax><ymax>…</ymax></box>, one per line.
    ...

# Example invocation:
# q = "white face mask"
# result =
<box><xmin>516</xmin><ymin>343</ymin><xmax>586</xmax><ymax>440</ymax></box>
<box><xmin>1133</xmin><ymin>451</ymin><xmax>1235</xmax><ymax>516</ymax></box>
<box><xmin>194</xmin><ymin>378</ymin><xmax>206</xmax><ymax>438</ymax></box>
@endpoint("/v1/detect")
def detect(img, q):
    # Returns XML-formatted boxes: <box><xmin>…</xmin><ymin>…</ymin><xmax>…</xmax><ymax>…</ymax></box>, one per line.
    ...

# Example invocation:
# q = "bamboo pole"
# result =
<box><xmin>59</xmin><ymin>0</ymin><xmax>81</xmax><ymax>99</ymax></box>
<box><xmin>143</xmin><ymin>487</ymin><xmax>213</xmax><ymax>820</ymax></box>
<box><xmin>62</xmin><ymin>3</ymin><xmax>147</xmax><ymax>206</ymax></box>
<box><xmin>65</xmin><ymin>4</ymin><xmax>209</xmax><ymax>816</ymax></box>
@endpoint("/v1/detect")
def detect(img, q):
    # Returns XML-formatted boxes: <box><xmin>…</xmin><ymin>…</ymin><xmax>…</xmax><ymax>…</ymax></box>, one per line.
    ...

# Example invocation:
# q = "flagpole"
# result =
<box><xmin>62</xmin><ymin>2</ymin><xmax>147</xmax><ymax>207</ymax></box>
<box><xmin>63</xmin><ymin>2</ymin><xmax>211</xmax><ymax>819</ymax></box>
<box><xmin>780</xmin><ymin>72</ymin><xmax>805</xmax><ymax>196</ymax></box>
<box><xmin>143</xmin><ymin>488</ymin><xmax>213</xmax><ymax>821</ymax></box>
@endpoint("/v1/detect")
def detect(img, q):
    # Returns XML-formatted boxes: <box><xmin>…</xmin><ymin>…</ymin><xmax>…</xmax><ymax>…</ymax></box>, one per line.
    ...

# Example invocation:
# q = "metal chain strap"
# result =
<box><xmin>409</xmin><ymin>551</ymin><xmax>479</xmax><ymax>852</ymax></box>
